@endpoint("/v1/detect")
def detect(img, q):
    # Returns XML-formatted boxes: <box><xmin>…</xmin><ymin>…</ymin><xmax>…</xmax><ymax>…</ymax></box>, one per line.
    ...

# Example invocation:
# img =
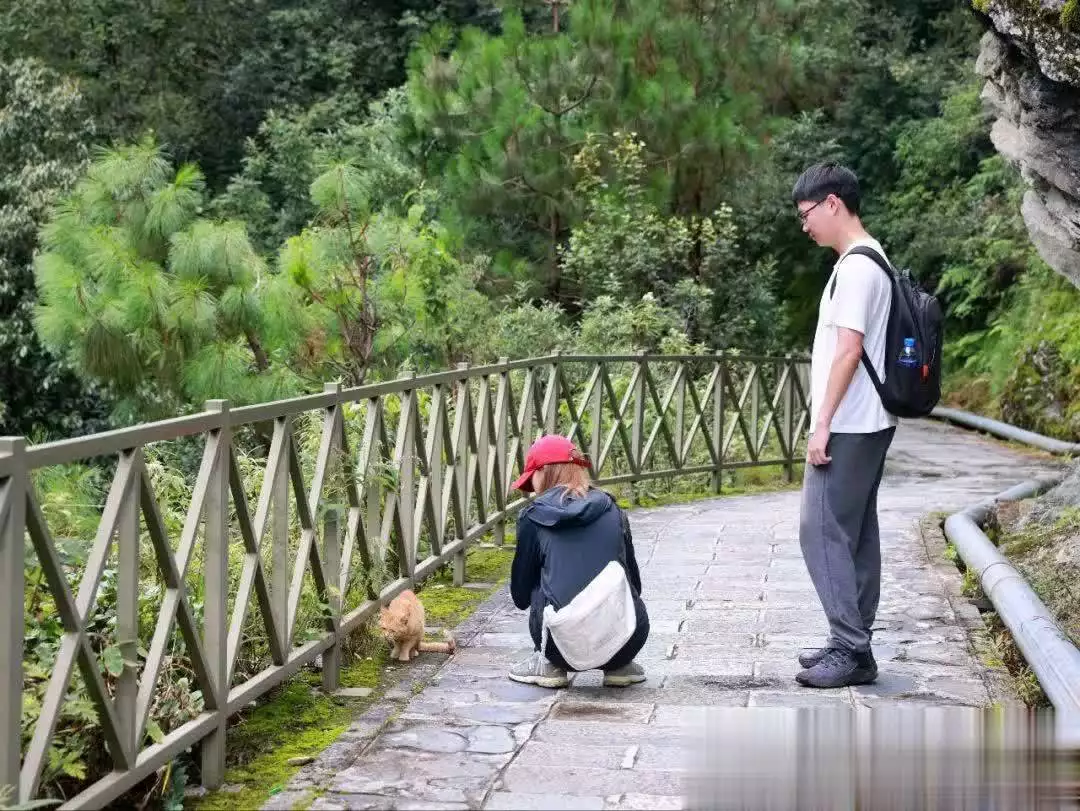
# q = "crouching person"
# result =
<box><xmin>507</xmin><ymin>435</ymin><xmax>649</xmax><ymax>689</ymax></box>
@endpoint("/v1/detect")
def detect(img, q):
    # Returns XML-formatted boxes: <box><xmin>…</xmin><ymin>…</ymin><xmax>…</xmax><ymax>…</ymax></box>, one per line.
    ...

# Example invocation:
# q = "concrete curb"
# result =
<box><xmin>933</xmin><ymin>408</ymin><xmax>1079</xmax><ymax>747</ymax></box>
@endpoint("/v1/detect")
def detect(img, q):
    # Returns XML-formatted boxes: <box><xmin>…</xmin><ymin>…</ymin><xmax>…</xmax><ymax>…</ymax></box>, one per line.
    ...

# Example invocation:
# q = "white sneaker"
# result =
<box><xmin>602</xmin><ymin>661</ymin><xmax>646</xmax><ymax>687</ymax></box>
<box><xmin>508</xmin><ymin>652</ymin><xmax>569</xmax><ymax>688</ymax></box>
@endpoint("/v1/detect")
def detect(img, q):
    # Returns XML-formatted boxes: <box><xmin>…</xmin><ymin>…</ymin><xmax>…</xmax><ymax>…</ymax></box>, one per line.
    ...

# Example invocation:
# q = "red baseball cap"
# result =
<box><xmin>511</xmin><ymin>435</ymin><xmax>591</xmax><ymax>492</ymax></box>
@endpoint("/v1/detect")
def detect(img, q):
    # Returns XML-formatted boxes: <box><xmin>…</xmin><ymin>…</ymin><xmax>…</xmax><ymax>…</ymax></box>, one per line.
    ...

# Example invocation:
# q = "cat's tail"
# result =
<box><xmin>418</xmin><ymin>629</ymin><xmax>457</xmax><ymax>655</ymax></box>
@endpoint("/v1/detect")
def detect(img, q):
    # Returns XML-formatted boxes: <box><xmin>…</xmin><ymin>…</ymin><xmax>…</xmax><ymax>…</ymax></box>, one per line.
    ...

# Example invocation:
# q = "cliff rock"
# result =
<box><xmin>975</xmin><ymin>1</ymin><xmax>1080</xmax><ymax>287</ymax></box>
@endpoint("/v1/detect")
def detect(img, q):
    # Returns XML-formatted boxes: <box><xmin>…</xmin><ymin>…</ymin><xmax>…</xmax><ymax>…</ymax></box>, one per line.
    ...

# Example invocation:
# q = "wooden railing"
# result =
<box><xmin>0</xmin><ymin>351</ymin><xmax>809</xmax><ymax>808</ymax></box>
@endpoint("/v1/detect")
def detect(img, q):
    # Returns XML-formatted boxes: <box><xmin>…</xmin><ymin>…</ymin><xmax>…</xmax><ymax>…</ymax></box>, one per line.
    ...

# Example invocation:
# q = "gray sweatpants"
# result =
<box><xmin>798</xmin><ymin>427</ymin><xmax>895</xmax><ymax>654</ymax></box>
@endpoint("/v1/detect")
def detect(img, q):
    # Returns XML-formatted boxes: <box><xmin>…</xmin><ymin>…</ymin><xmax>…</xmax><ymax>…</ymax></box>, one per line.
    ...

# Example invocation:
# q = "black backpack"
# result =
<box><xmin>829</xmin><ymin>246</ymin><xmax>943</xmax><ymax>418</ymax></box>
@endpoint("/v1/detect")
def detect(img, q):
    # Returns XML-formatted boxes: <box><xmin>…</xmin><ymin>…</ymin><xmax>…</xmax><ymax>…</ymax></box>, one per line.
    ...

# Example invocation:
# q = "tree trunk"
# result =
<box><xmin>245</xmin><ymin>329</ymin><xmax>271</xmax><ymax>372</ymax></box>
<box><xmin>548</xmin><ymin>206</ymin><xmax>562</xmax><ymax>300</ymax></box>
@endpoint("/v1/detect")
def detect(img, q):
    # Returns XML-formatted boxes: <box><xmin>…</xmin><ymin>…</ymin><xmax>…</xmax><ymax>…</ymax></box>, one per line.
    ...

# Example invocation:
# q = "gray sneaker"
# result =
<box><xmin>795</xmin><ymin>649</ymin><xmax>877</xmax><ymax>688</ymax></box>
<box><xmin>799</xmin><ymin>646</ymin><xmax>876</xmax><ymax>670</ymax></box>
<box><xmin>602</xmin><ymin>661</ymin><xmax>646</xmax><ymax>687</ymax></box>
<box><xmin>798</xmin><ymin>647</ymin><xmax>835</xmax><ymax>669</ymax></box>
<box><xmin>508</xmin><ymin>652</ymin><xmax>569</xmax><ymax>688</ymax></box>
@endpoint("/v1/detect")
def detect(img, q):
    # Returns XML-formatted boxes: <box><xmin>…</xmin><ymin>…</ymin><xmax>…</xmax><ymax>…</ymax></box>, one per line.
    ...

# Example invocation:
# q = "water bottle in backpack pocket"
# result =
<box><xmin>897</xmin><ymin>338</ymin><xmax>919</xmax><ymax>368</ymax></box>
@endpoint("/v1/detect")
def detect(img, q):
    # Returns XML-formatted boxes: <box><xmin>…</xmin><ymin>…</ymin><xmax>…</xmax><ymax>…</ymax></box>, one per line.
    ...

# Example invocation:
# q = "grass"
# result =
<box><xmin>611</xmin><ymin>464</ymin><xmax>803</xmax><ymax>510</ymax></box>
<box><xmin>999</xmin><ymin>505</ymin><xmax>1080</xmax><ymax>652</ymax></box>
<box><xmin>939</xmin><ymin>499</ymin><xmax>1080</xmax><ymax>709</ymax></box>
<box><xmin>416</xmin><ymin>543</ymin><xmax>516</xmax><ymax>628</ymax></box>
<box><xmin>189</xmin><ymin>629</ymin><xmax>387</xmax><ymax>811</ymax></box>
<box><xmin>947</xmin><ymin>549</ymin><xmax>1049</xmax><ymax>706</ymax></box>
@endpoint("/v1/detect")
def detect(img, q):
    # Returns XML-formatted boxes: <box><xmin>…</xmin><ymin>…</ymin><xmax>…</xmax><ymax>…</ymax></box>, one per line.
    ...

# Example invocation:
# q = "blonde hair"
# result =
<box><xmin>533</xmin><ymin>462</ymin><xmax>591</xmax><ymax>499</ymax></box>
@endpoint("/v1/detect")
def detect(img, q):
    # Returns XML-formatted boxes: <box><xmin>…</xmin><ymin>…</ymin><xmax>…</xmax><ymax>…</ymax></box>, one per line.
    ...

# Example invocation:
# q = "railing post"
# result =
<box><xmin>475</xmin><ymin>372</ymin><xmax>492</xmax><ymax>529</ymax></box>
<box><xmin>272</xmin><ymin>415</ymin><xmax>290</xmax><ymax>660</ymax></box>
<box><xmin>674</xmin><ymin>362</ymin><xmax>686</xmax><ymax>469</ymax></box>
<box><xmin>453</xmin><ymin>364</ymin><xmax>468</xmax><ymax>586</ymax></box>
<box><xmin>117</xmin><ymin>447</ymin><xmax>140</xmax><ymax>760</ymax></box>
<box><xmin>427</xmin><ymin>382</ymin><xmax>446</xmax><ymax>555</ymax></box>
<box><xmin>322</xmin><ymin>507</ymin><xmax>341</xmax><ymax>694</ymax></box>
<box><xmin>590</xmin><ymin>362</ymin><xmax>603</xmax><ymax>479</ymax></box>
<box><xmin>783</xmin><ymin>354</ymin><xmax>795</xmax><ymax>483</ymax></box>
<box><xmin>631</xmin><ymin>351</ymin><xmax>646</xmax><ymax>503</ymax></box>
<box><xmin>399</xmin><ymin>372</ymin><xmax>417</xmax><ymax>577</ymax></box>
<box><xmin>493</xmin><ymin>358</ymin><xmax>510</xmax><ymax>547</ymax></box>
<box><xmin>712</xmin><ymin>352</ymin><xmax>725</xmax><ymax>494</ymax></box>
<box><xmin>750</xmin><ymin>362</ymin><xmax>760</xmax><ymax>459</ymax></box>
<box><xmin>543</xmin><ymin>350</ymin><xmax>561</xmax><ymax>434</ymax></box>
<box><xmin>0</xmin><ymin>438</ymin><xmax>25</xmax><ymax>805</ymax></box>
<box><xmin>520</xmin><ymin>364</ymin><xmax>537</xmax><ymax>448</ymax></box>
<box><xmin>201</xmin><ymin>400</ymin><xmax>230</xmax><ymax>790</ymax></box>
<box><xmin>363</xmin><ymin>396</ymin><xmax>382</xmax><ymax>588</ymax></box>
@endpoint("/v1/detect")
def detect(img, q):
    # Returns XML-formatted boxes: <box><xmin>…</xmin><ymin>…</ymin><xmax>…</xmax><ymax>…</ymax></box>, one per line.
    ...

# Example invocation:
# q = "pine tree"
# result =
<box><xmin>408</xmin><ymin>0</ymin><xmax>806</xmax><ymax>299</ymax></box>
<box><xmin>32</xmin><ymin>139</ymin><xmax>304</xmax><ymax>418</ymax></box>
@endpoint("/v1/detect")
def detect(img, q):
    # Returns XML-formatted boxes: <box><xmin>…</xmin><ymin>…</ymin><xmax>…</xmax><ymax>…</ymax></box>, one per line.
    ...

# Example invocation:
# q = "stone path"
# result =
<box><xmin>270</xmin><ymin>419</ymin><xmax>1062</xmax><ymax>811</ymax></box>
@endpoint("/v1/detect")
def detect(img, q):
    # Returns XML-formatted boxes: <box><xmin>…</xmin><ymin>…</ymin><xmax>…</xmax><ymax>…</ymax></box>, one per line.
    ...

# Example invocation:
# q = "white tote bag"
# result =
<box><xmin>540</xmin><ymin>560</ymin><xmax>637</xmax><ymax>671</ymax></box>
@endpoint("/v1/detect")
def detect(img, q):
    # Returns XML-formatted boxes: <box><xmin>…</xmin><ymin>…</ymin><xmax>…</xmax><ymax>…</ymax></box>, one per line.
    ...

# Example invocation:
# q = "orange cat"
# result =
<box><xmin>378</xmin><ymin>590</ymin><xmax>456</xmax><ymax>661</ymax></box>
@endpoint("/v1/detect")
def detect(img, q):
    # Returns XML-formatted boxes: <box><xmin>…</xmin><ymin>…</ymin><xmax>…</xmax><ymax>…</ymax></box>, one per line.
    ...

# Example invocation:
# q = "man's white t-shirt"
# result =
<box><xmin>809</xmin><ymin>236</ymin><xmax>899</xmax><ymax>434</ymax></box>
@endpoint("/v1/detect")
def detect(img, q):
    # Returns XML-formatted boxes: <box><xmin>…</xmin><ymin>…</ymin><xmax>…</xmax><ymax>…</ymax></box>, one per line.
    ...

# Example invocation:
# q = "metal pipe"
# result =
<box><xmin>943</xmin><ymin>476</ymin><xmax>1080</xmax><ymax>749</ymax></box>
<box><xmin>931</xmin><ymin>406</ymin><xmax>1080</xmax><ymax>455</ymax></box>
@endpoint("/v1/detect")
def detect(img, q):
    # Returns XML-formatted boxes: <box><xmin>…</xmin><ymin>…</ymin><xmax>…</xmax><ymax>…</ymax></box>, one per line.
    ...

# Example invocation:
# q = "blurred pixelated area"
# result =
<box><xmin>685</xmin><ymin>707</ymin><xmax>1079</xmax><ymax>810</ymax></box>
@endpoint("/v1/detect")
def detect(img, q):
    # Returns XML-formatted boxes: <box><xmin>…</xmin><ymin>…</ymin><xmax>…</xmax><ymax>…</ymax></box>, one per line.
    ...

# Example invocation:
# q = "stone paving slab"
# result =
<box><xmin>269</xmin><ymin>420</ymin><xmax>1061</xmax><ymax>810</ymax></box>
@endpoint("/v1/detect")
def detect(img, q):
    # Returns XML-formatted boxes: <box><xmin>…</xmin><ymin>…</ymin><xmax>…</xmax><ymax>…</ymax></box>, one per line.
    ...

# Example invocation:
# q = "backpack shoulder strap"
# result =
<box><xmin>826</xmin><ymin>245</ymin><xmax>894</xmax><ymax>395</ymax></box>
<box><xmin>847</xmin><ymin>245</ymin><xmax>892</xmax><ymax>272</ymax></box>
<box><xmin>829</xmin><ymin>245</ymin><xmax>893</xmax><ymax>299</ymax></box>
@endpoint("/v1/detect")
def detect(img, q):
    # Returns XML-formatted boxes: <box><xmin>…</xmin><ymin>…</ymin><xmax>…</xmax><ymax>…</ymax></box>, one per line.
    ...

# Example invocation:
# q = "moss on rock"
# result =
<box><xmin>189</xmin><ymin>630</ymin><xmax>387</xmax><ymax>810</ymax></box>
<box><xmin>998</xmin><ymin>340</ymin><xmax>1080</xmax><ymax>440</ymax></box>
<box><xmin>1061</xmin><ymin>0</ymin><xmax>1079</xmax><ymax>29</ymax></box>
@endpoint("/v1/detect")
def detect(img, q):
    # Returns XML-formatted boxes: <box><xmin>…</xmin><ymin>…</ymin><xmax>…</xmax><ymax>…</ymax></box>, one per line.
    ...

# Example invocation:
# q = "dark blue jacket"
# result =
<box><xmin>510</xmin><ymin>486</ymin><xmax>644</xmax><ymax>621</ymax></box>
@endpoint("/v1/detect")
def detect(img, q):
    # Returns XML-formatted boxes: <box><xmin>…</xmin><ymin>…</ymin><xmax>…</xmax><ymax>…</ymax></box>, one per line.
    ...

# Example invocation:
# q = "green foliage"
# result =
<box><xmin>268</xmin><ymin>172</ymin><xmax>496</xmax><ymax>383</ymax></box>
<box><xmin>879</xmin><ymin>81</ymin><xmax>1034</xmax><ymax>346</ymax></box>
<box><xmin>0</xmin><ymin>0</ymin><xmax>267</xmax><ymax>184</ymax></box>
<box><xmin>0</xmin><ymin>0</ymin><xmax>499</xmax><ymax>187</ymax></box>
<box><xmin>481</xmin><ymin>299</ymin><xmax>574</xmax><ymax>362</ymax></box>
<box><xmin>408</xmin><ymin>10</ymin><xmax>598</xmax><ymax>294</ymax></box>
<box><xmin>561</xmin><ymin>131</ymin><xmax>784</xmax><ymax>351</ymax></box>
<box><xmin>0</xmin><ymin>58</ymin><xmax>109</xmax><ymax>439</ymax></box>
<box><xmin>1064</xmin><ymin>0</ymin><xmax>1080</xmax><ymax>29</ymax></box>
<box><xmin>408</xmin><ymin>0</ymin><xmax>808</xmax><ymax>298</ymax></box>
<box><xmin>31</xmin><ymin>139</ymin><xmax>302</xmax><ymax>416</ymax></box>
<box><xmin>728</xmin><ymin>2</ymin><xmax>987</xmax><ymax>345</ymax></box>
<box><xmin>213</xmin><ymin>88</ymin><xmax>425</xmax><ymax>256</ymax></box>
<box><xmin>949</xmin><ymin>260</ymin><xmax>1080</xmax><ymax>437</ymax></box>
<box><xmin>31</xmin><ymin>140</ymin><xmax>500</xmax><ymax>414</ymax></box>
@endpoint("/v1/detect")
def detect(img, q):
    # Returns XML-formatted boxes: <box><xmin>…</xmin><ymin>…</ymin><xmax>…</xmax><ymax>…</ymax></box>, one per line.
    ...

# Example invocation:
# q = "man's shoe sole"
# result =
<box><xmin>603</xmin><ymin>674</ymin><xmax>646</xmax><ymax>687</ymax></box>
<box><xmin>508</xmin><ymin>672</ymin><xmax>568</xmax><ymax>689</ymax></box>
<box><xmin>795</xmin><ymin>667</ymin><xmax>878</xmax><ymax>689</ymax></box>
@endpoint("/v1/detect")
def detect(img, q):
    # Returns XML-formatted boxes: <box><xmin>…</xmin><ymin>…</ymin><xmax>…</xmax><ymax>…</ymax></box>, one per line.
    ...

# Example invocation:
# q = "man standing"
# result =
<box><xmin>791</xmin><ymin>163</ymin><xmax>897</xmax><ymax>688</ymax></box>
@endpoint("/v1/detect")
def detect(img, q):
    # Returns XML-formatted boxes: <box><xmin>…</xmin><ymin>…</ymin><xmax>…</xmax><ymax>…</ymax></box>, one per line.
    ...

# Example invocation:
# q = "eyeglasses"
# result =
<box><xmin>796</xmin><ymin>198</ymin><xmax>827</xmax><ymax>222</ymax></box>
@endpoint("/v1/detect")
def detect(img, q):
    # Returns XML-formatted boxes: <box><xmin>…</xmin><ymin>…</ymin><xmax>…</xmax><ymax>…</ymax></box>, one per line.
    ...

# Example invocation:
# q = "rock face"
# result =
<box><xmin>974</xmin><ymin>1</ymin><xmax>1080</xmax><ymax>288</ymax></box>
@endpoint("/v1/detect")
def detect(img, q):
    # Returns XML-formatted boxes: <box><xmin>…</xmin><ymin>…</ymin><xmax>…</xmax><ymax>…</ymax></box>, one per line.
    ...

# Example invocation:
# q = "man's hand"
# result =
<box><xmin>807</xmin><ymin>428</ymin><xmax>831</xmax><ymax>466</ymax></box>
<box><xmin>810</xmin><ymin>326</ymin><xmax>862</xmax><ymax>467</ymax></box>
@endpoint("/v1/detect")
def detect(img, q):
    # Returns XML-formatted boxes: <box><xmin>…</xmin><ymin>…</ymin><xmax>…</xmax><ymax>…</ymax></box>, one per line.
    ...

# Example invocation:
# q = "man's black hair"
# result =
<box><xmin>791</xmin><ymin>162</ymin><xmax>861</xmax><ymax>216</ymax></box>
